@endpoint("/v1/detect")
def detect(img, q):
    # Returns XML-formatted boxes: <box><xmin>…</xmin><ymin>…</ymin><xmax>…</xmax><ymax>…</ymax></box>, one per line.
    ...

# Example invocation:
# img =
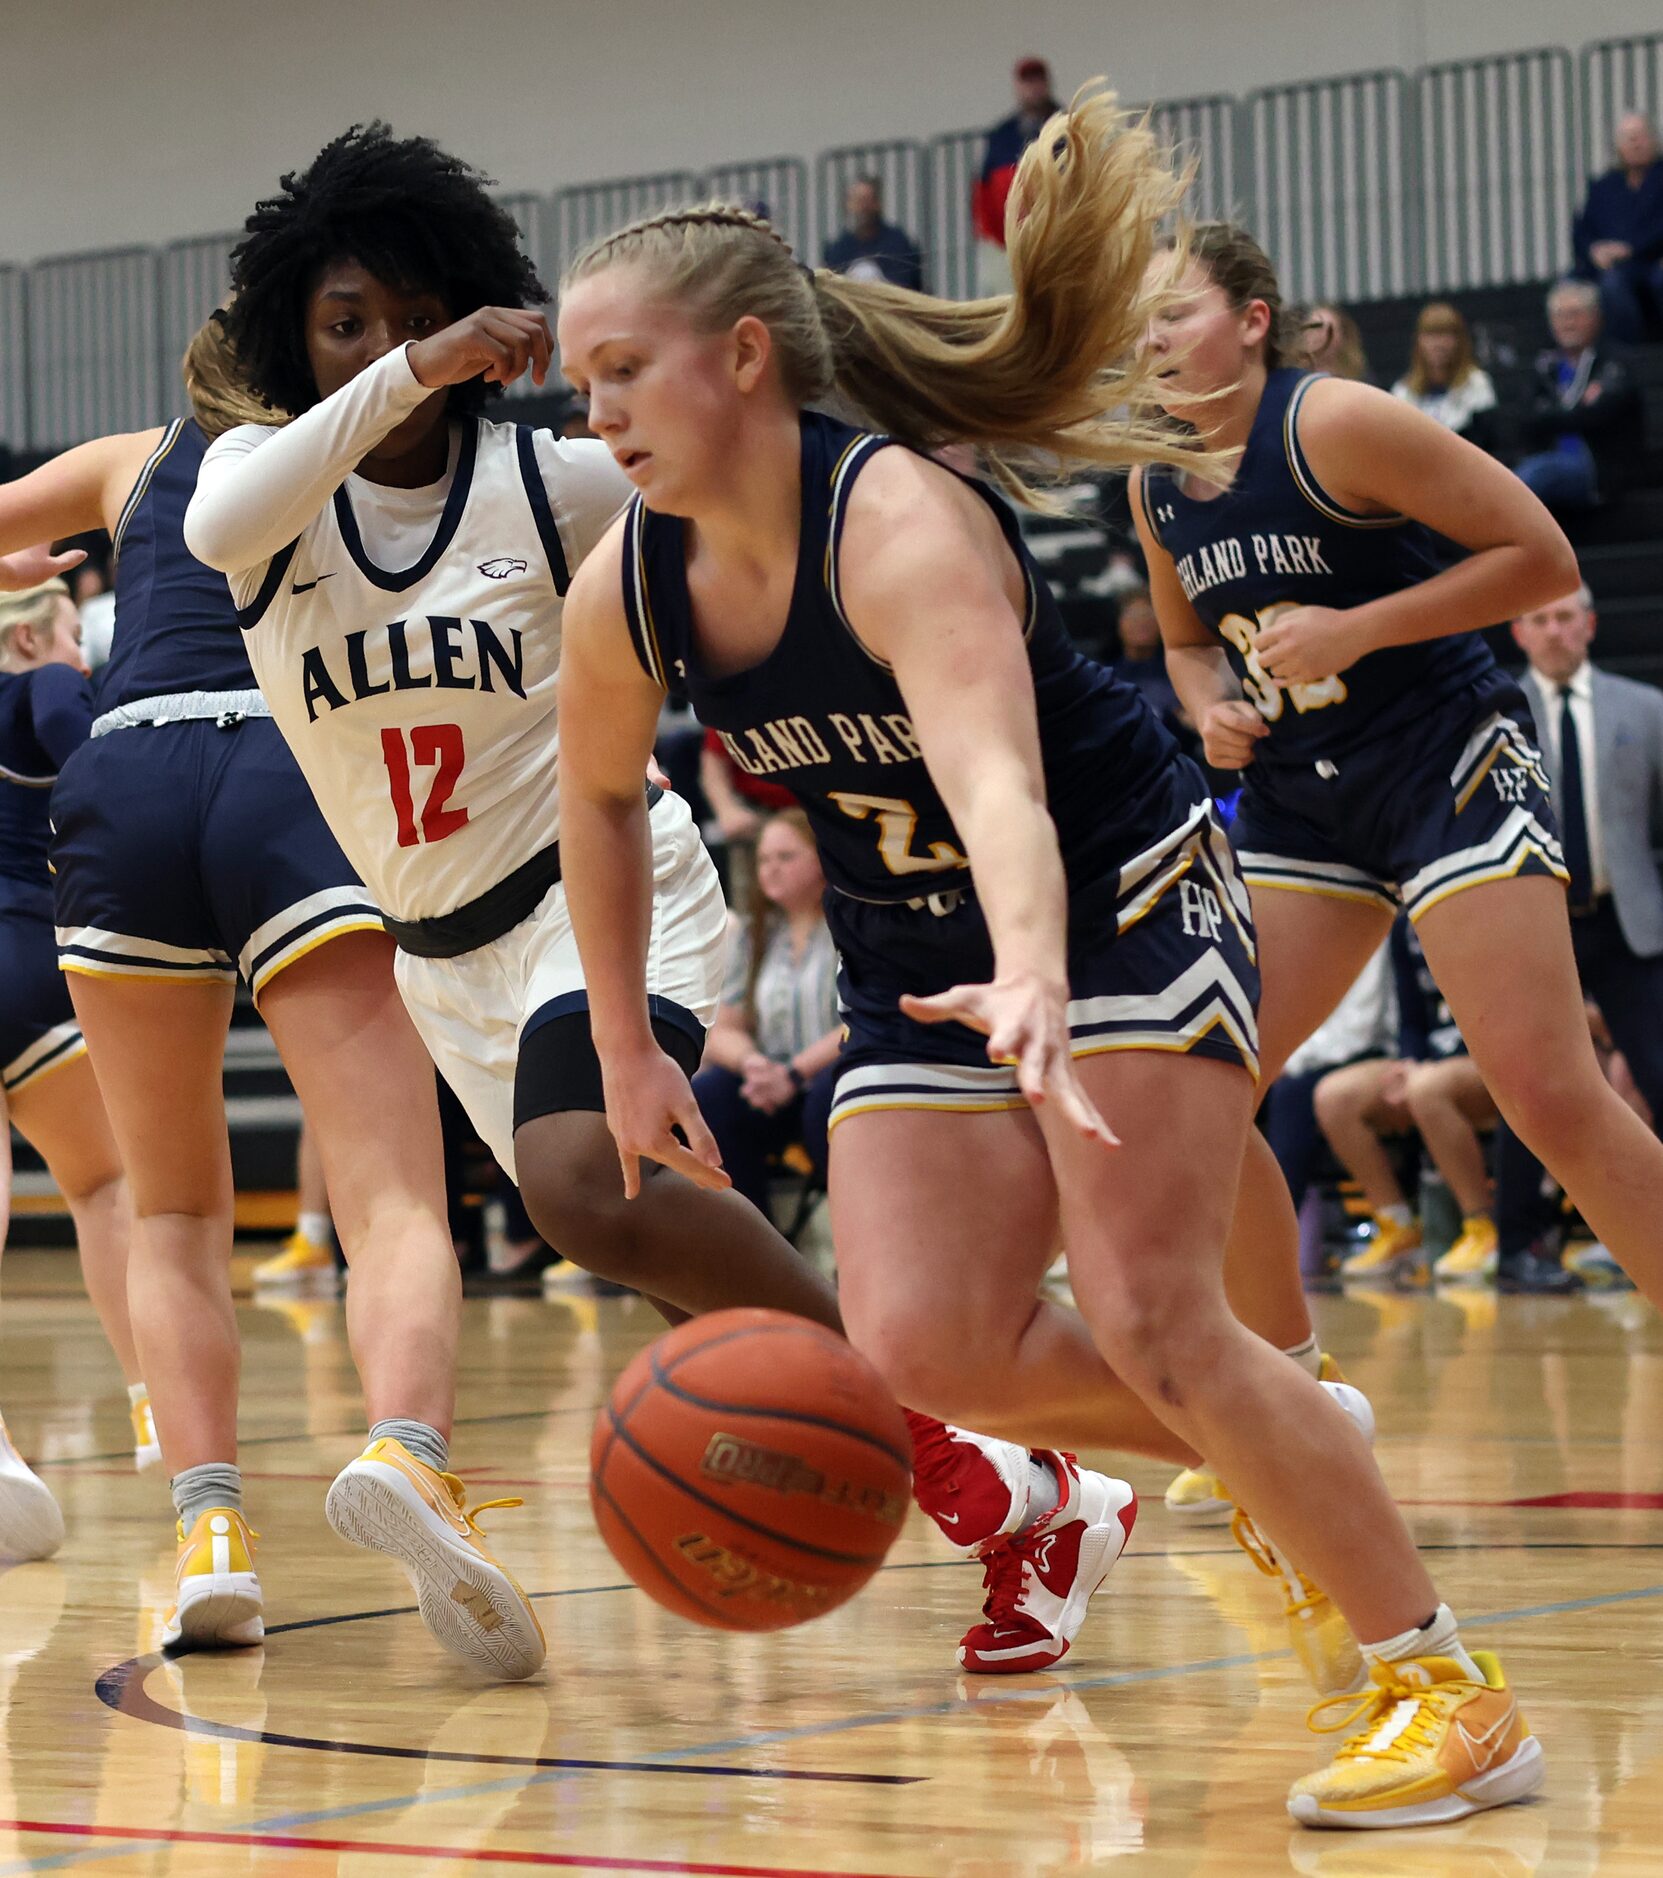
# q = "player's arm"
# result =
<box><xmin>556</xmin><ymin>521</ymin><xmax>729</xmax><ymax>1196</ymax></box>
<box><xmin>0</xmin><ymin>431</ymin><xmax>161</xmax><ymax>588</ymax></box>
<box><xmin>1129</xmin><ymin>467</ymin><xmax>1266</xmax><ymax>771</ymax></box>
<box><xmin>1256</xmin><ymin>379</ymin><xmax>1580</xmax><ymax>684</ymax></box>
<box><xmin>187</xmin><ymin>311</ymin><xmax>552</xmax><ymax>576</ymax></box>
<box><xmin>839</xmin><ymin>455</ymin><xmax>1113</xmax><ymax>1144</ymax></box>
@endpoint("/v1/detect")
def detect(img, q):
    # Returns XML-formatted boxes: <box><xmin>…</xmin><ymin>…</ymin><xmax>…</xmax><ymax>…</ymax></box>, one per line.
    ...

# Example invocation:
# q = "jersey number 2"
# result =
<box><xmin>828</xmin><ymin>791</ymin><xmax>968</xmax><ymax>877</ymax></box>
<box><xmin>381</xmin><ymin>724</ymin><xmax>469</xmax><ymax>848</ymax></box>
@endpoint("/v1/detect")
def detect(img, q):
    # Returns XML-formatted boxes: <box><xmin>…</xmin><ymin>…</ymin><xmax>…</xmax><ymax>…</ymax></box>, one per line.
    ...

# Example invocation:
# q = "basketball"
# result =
<box><xmin>589</xmin><ymin>1308</ymin><xmax>912</xmax><ymax>1630</ymax></box>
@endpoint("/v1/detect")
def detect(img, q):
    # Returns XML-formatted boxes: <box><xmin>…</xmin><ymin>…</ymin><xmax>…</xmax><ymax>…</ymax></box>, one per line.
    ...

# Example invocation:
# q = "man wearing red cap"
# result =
<box><xmin>974</xmin><ymin>56</ymin><xmax>1062</xmax><ymax>283</ymax></box>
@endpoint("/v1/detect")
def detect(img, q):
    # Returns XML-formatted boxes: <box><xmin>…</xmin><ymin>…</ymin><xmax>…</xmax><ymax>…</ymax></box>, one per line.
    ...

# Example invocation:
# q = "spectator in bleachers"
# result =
<box><xmin>1299</xmin><ymin>302</ymin><xmax>1368</xmax><ymax>379</ymax></box>
<box><xmin>692</xmin><ymin>811</ymin><xmax>840</xmax><ymax>1214</ymax></box>
<box><xmin>1573</xmin><ymin>111</ymin><xmax>1663</xmax><ymax>344</ymax></box>
<box><xmin>1319</xmin><ymin>919</ymin><xmax>1499</xmax><ymax>1285</ymax></box>
<box><xmin>973</xmin><ymin>56</ymin><xmax>1060</xmax><ymax>292</ymax></box>
<box><xmin>1110</xmin><ymin>585</ymin><xmax>1181</xmax><ymax>728</ymax></box>
<box><xmin>699</xmin><ymin>729</ymin><xmax>795</xmax><ymax>911</ymax></box>
<box><xmin>1392</xmin><ymin>302</ymin><xmax>1498</xmax><ymax>450</ymax></box>
<box><xmin>823</xmin><ymin>177</ymin><xmax>924</xmax><ymax>291</ymax></box>
<box><xmin>1513</xmin><ymin>280</ymin><xmax>1642</xmax><ymax>513</ymax></box>
<box><xmin>1491</xmin><ymin>582</ymin><xmax>1663</xmax><ymax>1290</ymax></box>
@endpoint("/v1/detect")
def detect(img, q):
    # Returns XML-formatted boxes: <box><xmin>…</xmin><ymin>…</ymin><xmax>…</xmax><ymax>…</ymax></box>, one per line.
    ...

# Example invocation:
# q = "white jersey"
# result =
<box><xmin>189</xmin><ymin>345</ymin><xmax>629</xmax><ymax>922</ymax></box>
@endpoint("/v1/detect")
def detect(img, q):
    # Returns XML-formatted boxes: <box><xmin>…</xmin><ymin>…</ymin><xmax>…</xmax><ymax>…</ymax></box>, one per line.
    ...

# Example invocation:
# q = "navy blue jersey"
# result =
<box><xmin>97</xmin><ymin>419</ymin><xmax>253</xmax><ymax>711</ymax></box>
<box><xmin>1141</xmin><ymin>368</ymin><xmax>1500</xmax><ymax>766</ymax></box>
<box><xmin>0</xmin><ymin>664</ymin><xmax>93</xmax><ymax>916</ymax></box>
<box><xmin>621</xmin><ymin>411</ymin><xmax>1179</xmax><ymax>904</ymax></box>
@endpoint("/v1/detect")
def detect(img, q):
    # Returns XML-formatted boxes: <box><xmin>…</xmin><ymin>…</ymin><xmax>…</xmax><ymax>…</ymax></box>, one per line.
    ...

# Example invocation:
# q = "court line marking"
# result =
<box><xmin>0</xmin><ymin>1822</ymin><xmax>905</xmax><ymax>1878</ymax></box>
<box><xmin>16</xmin><ymin>1573</ymin><xmax>1657</xmax><ymax>1878</ymax></box>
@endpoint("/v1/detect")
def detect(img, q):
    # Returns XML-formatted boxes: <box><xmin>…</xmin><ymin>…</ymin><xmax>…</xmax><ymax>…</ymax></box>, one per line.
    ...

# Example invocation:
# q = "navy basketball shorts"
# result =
<box><xmin>1232</xmin><ymin>677</ymin><xmax>1568</xmax><ymax>923</ymax></box>
<box><xmin>0</xmin><ymin>905</ymin><xmax>85</xmax><ymax>1093</ymax></box>
<box><xmin>828</xmin><ymin>794</ymin><xmax>1261</xmax><ymax>1131</ymax></box>
<box><xmin>52</xmin><ymin>716</ymin><xmax>382</xmax><ymax>1003</ymax></box>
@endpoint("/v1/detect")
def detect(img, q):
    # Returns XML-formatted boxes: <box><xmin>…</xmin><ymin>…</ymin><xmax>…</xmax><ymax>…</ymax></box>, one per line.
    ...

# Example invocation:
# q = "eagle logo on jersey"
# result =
<box><xmin>478</xmin><ymin>557</ymin><xmax>528</xmax><ymax>581</ymax></box>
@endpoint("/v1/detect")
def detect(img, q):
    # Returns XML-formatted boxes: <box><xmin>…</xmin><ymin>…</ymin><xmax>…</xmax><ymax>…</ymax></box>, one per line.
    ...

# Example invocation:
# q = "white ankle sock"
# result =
<box><xmin>128</xmin><ymin>1382</ymin><xmax>149</xmax><ymax>1408</ymax></box>
<box><xmin>298</xmin><ymin>1212</ymin><xmax>333</xmax><ymax>1247</ymax></box>
<box><xmin>1362</xmin><ymin>1602</ymin><xmax>1480</xmax><ymax>1679</ymax></box>
<box><xmin>1377</xmin><ymin>1203</ymin><xmax>1413</xmax><ymax>1228</ymax></box>
<box><xmin>1014</xmin><ymin>1455</ymin><xmax>1061</xmax><ymax>1532</ymax></box>
<box><xmin>1282</xmin><ymin>1335</ymin><xmax>1323</xmax><ymax>1379</ymax></box>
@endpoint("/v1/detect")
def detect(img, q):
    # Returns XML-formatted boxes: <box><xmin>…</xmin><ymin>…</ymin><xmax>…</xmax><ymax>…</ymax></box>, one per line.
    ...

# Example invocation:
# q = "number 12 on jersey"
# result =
<box><xmin>381</xmin><ymin>724</ymin><xmax>469</xmax><ymax>848</ymax></box>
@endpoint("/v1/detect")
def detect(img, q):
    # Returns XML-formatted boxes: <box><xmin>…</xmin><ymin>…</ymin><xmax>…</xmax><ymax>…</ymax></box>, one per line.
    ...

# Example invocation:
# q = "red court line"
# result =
<box><xmin>1</xmin><ymin>1820</ymin><xmax>905</xmax><ymax>1877</ymax></box>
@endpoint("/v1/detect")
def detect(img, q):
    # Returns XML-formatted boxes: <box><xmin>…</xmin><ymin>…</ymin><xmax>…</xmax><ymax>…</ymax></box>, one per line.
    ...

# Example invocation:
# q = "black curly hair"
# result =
<box><xmin>224</xmin><ymin>122</ymin><xmax>548</xmax><ymax>418</ymax></box>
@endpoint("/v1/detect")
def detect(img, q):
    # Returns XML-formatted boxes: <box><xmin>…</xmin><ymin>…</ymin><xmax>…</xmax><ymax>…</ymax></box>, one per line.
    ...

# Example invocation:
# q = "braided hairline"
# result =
<box><xmin>584</xmin><ymin>201</ymin><xmax>798</xmax><ymax>265</ymax></box>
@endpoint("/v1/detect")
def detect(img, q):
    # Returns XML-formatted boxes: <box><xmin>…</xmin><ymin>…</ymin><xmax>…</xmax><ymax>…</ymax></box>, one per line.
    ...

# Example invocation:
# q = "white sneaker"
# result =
<box><xmin>0</xmin><ymin>1414</ymin><xmax>63</xmax><ymax>1562</ymax></box>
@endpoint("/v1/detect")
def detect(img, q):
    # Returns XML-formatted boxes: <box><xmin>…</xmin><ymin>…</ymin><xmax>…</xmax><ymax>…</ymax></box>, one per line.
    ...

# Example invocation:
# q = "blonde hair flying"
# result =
<box><xmin>565</xmin><ymin>84</ymin><xmax>1199</xmax><ymax>505</ymax></box>
<box><xmin>183</xmin><ymin>312</ymin><xmax>289</xmax><ymax>441</ymax></box>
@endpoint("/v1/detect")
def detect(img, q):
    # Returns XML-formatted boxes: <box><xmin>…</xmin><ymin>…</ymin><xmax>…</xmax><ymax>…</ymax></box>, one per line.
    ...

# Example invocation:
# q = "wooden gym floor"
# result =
<box><xmin>1</xmin><ymin>1248</ymin><xmax>1660</xmax><ymax>1875</ymax></box>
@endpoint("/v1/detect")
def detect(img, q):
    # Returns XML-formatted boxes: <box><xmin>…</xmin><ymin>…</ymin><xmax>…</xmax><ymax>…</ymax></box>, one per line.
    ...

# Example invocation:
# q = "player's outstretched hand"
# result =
<box><xmin>1255</xmin><ymin>604</ymin><xmax>1366</xmax><ymax>684</ymax></box>
<box><xmin>1199</xmin><ymin>699</ymin><xmax>1269</xmax><ymax>770</ymax></box>
<box><xmin>900</xmin><ymin>974</ymin><xmax>1119</xmax><ymax>1148</ymax></box>
<box><xmin>408</xmin><ymin>308</ymin><xmax>553</xmax><ymax>392</ymax></box>
<box><xmin>0</xmin><ymin>545</ymin><xmax>86</xmax><ymax>592</ymax></box>
<box><xmin>600</xmin><ymin>1045</ymin><xmax>731</xmax><ymax>1199</ymax></box>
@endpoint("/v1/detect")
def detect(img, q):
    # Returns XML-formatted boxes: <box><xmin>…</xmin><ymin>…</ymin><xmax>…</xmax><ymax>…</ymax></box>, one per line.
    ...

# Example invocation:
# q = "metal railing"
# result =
<box><xmin>1420</xmin><ymin>48</ymin><xmax>1580</xmax><ymax>290</ymax></box>
<box><xmin>5</xmin><ymin>29</ymin><xmax>1660</xmax><ymax>451</ymax></box>
<box><xmin>1247</xmin><ymin>69</ymin><xmax>1417</xmax><ymax>304</ymax></box>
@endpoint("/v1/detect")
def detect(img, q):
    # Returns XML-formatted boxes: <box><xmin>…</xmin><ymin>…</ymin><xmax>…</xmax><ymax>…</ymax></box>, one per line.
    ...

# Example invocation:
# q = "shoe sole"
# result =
<box><xmin>0</xmin><ymin>1471</ymin><xmax>65</xmax><ymax>1562</ymax></box>
<box><xmin>326</xmin><ymin>1462</ymin><xmax>545</xmax><ymax>1681</ymax></box>
<box><xmin>1287</xmin><ymin>1733</ymin><xmax>1545</xmax><ymax>1829</ymax></box>
<box><xmin>163</xmin><ymin>1573</ymin><xmax>264</xmax><ymax>1652</ymax></box>
<box><xmin>959</xmin><ymin>1479</ymin><xmax>1137</xmax><ymax>1673</ymax></box>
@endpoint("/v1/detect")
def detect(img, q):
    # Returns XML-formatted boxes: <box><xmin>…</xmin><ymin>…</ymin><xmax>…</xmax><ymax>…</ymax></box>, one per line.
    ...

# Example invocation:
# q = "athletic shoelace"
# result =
<box><xmin>1306</xmin><ymin>1671</ymin><xmax>1473</xmax><ymax>1761</ymax></box>
<box><xmin>440</xmin><ymin>1474</ymin><xmax>525</xmax><ymax>1538</ymax></box>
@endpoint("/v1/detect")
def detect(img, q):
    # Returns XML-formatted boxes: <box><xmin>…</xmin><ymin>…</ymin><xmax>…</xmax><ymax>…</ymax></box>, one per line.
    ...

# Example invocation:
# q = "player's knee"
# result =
<box><xmin>840</xmin><ymin>1296</ymin><xmax>999</xmax><ymax>1424</ymax></box>
<box><xmin>518</xmin><ymin>1152</ymin><xmax>673</xmax><ymax>1290</ymax></box>
<box><xmin>1087</xmin><ymin>1268</ymin><xmax>1215</xmax><ymax>1392</ymax></box>
<box><xmin>1503</xmin><ymin>1073</ymin><xmax>1603</xmax><ymax>1161</ymax></box>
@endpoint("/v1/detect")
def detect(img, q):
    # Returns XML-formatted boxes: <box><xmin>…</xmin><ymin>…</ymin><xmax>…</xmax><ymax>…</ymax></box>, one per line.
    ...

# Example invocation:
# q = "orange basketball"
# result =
<box><xmin>590</xmin><ymin>1308</ymin><xmax>912</xmax><ymax>1630</ymax></box>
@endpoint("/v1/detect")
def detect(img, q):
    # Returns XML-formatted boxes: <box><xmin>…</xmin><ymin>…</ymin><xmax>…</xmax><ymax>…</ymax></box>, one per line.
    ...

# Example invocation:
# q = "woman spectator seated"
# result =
<box><xmin>693</xmin><ymin>811</ymin><xmax>841</xmax><ymax>1215</ymax></box>
<box><xmin>1318</xmin><ymin>920</ymin><xmax>1500</xmax><ymax>1286</ymax></box>
<box><xmin>1392</xmin><ymin>302</ymin><xmax>1498</xmax><ymax>451</ymax></box>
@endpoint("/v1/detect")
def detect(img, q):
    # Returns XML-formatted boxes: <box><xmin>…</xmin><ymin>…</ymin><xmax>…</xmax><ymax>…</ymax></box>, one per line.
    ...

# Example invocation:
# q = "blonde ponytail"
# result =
<box><xmin>183</xmin><ymin>313</ymin><xmax>289</xmax><ymax>441</ymax></box>
<box><xmin>566</xmin><ymin>83</ymin><xmax>1202</xmax><ymax>506</ymax></box>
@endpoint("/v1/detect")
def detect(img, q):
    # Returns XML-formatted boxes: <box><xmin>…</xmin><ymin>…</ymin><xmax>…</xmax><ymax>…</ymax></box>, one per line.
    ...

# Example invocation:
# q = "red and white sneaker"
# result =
<box><xmin>905</xmin><ymin>1413</ymin><xmax>1036</xmax><ymax>1551</ymax></box>
<box><xmin>958</xmin><ymin>1455</ymin><xmax>1138</xmax><ymax>1674</ymax></box>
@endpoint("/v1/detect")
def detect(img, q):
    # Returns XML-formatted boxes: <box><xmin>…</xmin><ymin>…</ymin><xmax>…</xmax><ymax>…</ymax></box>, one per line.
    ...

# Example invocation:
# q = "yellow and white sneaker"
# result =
<box><xmin>130</xmin><ymin>1390</ymin><xmax>163</xmax><ymax>1473</ymax></box>
<box><xmin>1164</xmin><ymin>1352</ymin><xmax>1351</xmax><ymax>1528</ymax></box>
<box><xmin>1288</xmin><ymin>1651</ymin><xmax>1543</xmax><ymax>1829</ymax></box>
<box><xmin>0</xmin><ymin>1414</ymin><xmax>63</xmax><ymax>1562</ymax></box>
<box><xmin>1342</xmin><ymin>1217</ymin><xmax>1422</xmax><ymax>1281</ymax></box>
<box><xmin>1163</xmin><ymin>1465</ymin><xmax>1234</xmax><ymax>1524</ymax></box>
<box><xmin>161</xmin><ymin>1507</ymin><xmax>263</xmax><ymax>1652</ymax></box>
<box><xmin>325</xmin><ymin>1438</ymin><xmax>545</xmax><ymax>1680</ymax></box>
<box><xmin>1434</xmin><ymin>1217</ymin><xmax>1499</xmax><ymax>1285</ymax></box>
<box><xmin>1230</xmin><ymin>1380</ymin><xmax>1375</xmax><ymax>1697</ymax></box>
<box><xmin>252</xmin><ymin>1230</ymin><xmax>337</xmax><ymax>1288</ymax></box>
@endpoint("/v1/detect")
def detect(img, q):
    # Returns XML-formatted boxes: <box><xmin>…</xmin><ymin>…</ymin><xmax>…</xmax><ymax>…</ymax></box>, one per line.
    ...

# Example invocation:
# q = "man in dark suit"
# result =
<box><xmin>1513</xmin><ymin>281</ymin><xmax>1643</xmax><ymax>515</ymax></box>
<box><xmin>1493</xmin><ymin>584</ymin><xmax>1663</xmax><ymax>1290</ymax></box>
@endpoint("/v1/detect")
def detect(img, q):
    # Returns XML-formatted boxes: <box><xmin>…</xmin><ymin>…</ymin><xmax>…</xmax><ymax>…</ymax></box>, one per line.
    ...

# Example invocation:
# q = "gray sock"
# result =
<box><xmin>369</xmin><ymin>1419</ymin><xmax>449</xmax><ymax>1475</ymax></box>
<box><xmin>171</xmin><ymin>1461</ymin><xmax>243</xmax><ymax>1531</ymax></box>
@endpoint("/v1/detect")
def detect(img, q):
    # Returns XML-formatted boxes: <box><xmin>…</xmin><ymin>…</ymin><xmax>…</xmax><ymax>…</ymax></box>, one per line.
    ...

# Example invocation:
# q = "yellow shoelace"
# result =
<box><xmin>1229</xmin><ymin>1508</ymin><xmax>1324</xmax><ymax>1616</ymax></box>
<box><xmin>440</xmin><ymin>1475</ymin><xmax>525</xmax><ymax>1538</ymax></box>
<box><xmin>1306</xmin><ymin>1673</ymin><xmax>1468</xmax><ymax>1762</ymax></box>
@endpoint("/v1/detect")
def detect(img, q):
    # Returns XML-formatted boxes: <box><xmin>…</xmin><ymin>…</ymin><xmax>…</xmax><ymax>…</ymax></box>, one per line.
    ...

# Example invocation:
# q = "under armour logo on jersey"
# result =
<box><xmin>1156</xmin><ymin>503</ymin><xmax>1176</xmax><ymax>525</ymax></box>
<box><xmin>673</xmin><ymin>658</ymin><xmax>688</xmax><ymax>680</ymax></box>
<box><xmin>478</xmin><ymin>557</ymin><xmax>529</xmax><ymax>581</ymax></box>
<box><xmin>1179</xmin><ymin>878</ymin><xmax>1224</xmax><ymax>942</ymax></box>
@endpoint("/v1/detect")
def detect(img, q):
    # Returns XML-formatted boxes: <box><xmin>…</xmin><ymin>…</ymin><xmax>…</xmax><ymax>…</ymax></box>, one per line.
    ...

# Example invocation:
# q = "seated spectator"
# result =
<box><xmin>1111</xmin><ymin>586</ymin><xmax>1180</xmax><ymax>727</ymax></box>
<box><xmin>1392</xmin><ymin>302</ymin><xmax>1498</xmax><ymax>449</ymax></box>
<box><xmin>1573</xmin><ymin>111</ymin><xmax>1663</xmax><ymax>344</ymax></box>
<box><xmin>1299</xmin><ymin>302</ymin><xmax>1368</xmax><ymax>380</ymax></box>
<box><xmin>1318</xmin><ymin>920</ymin><xmax>1499</xmax><ymax>1285</ymax></box>
<box><xmin>693</xmin><ymin>811</ymin><xmax>840</xmax><ymax>1214</ymax></box>
<box><xmin>823</xmin><ymin>177</ymin><xmax>924</xmax><ymax>291</ymax></box>
<box><xmin>973</xmin><ymin>56</ymin><xmax>1060</xmax><ymax>291</ymax></box>
<box><xmin>698</xmin><ymin>728</ymin><xmax>795</xmax><ymax>910</ymax></box>
<box><xmin>1514</xmin><ymin>280</ymin><xmax>1643</xmax><ymax>513</ymax></box>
